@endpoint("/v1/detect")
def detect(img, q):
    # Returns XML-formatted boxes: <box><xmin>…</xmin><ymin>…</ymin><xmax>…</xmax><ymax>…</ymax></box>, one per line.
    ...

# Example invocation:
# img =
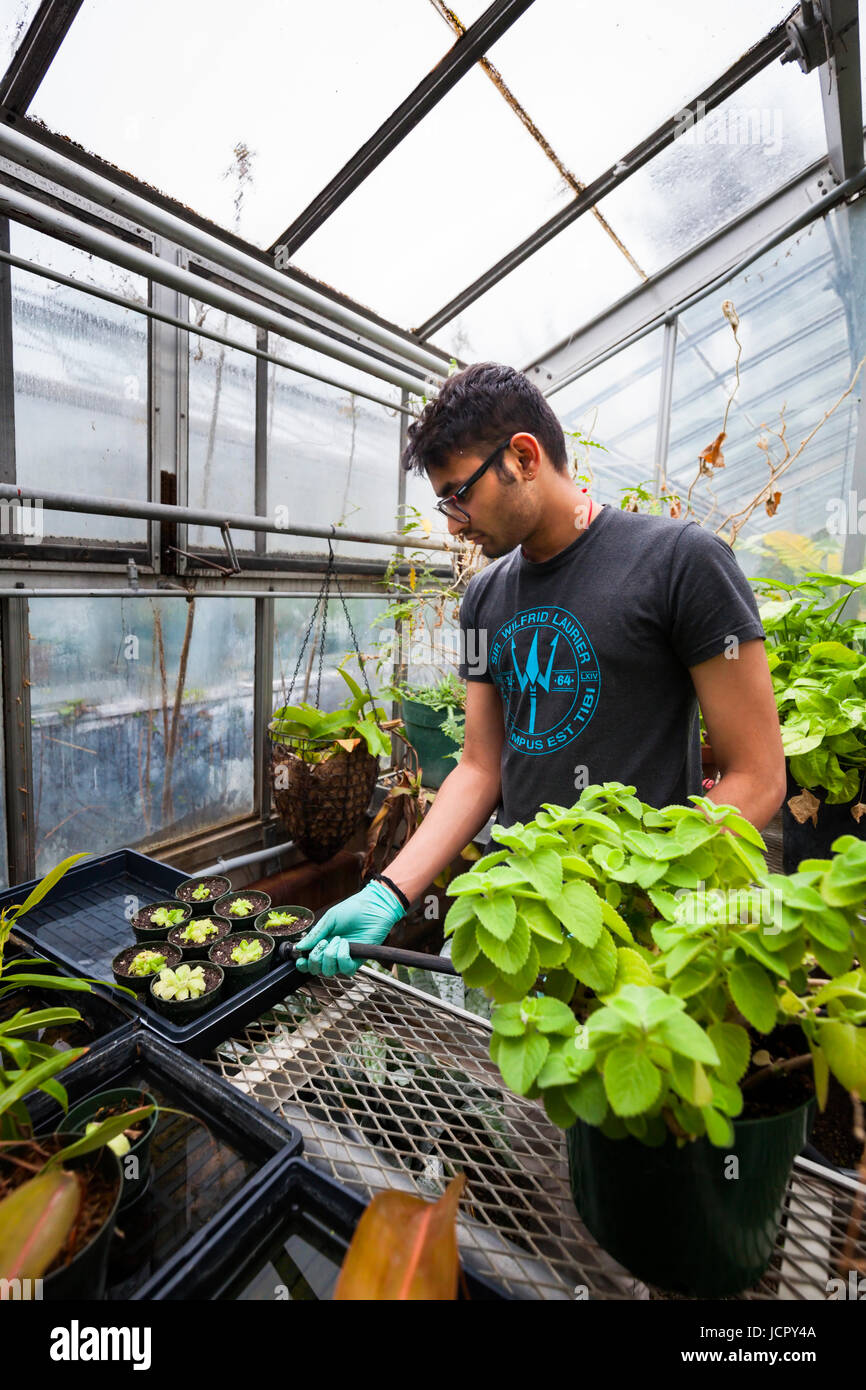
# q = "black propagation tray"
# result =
<box><xmin>142</xmin><ymin>1156</ymin><xmax>510</xmax><ymax>1301</ymax></box>
<box><xmin>29</xmin><ymin>1029</ymin><xmax>304</xmax><ymax>1301</ymax></box>
<box><xmin>0</xmin><ymin>848</ymin><xmax>308</xmax><ymax>1055</ymax></box>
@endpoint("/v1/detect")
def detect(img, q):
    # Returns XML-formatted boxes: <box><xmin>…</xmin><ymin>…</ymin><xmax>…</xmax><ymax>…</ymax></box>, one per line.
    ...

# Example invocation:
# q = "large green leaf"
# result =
<box><xmin>519</xmin><ymin>898</ymin><xmax>565</xmax><ymax>944</ymax></box>
<box><xmin>707</xmin><ymin>1022</ymin><xmax>751</xmax><ymax>1084</ymax></box>
<box><xmin>497</xmin><ymin>1033</ymin><xmax>550</xmax><ymax>1096</ymax></box>
<box><xmin>474</xmin><ymin>894</ymin><xmax>516</xmax><ymax>942</ymax></box>
<box><xmin>4</xmin><ymin>853</ymin><xmax>90</xmax><ymax>923</ymax></box>
<box><xmin>0</xmin><ymin>1168</ymin><xmax>81</xmax><ymax>1281</ymax></box>
<box><xmin>818</xmin><ymin>1020</ymin><xmax>866</xmax><ymax>1093</ymax></box>
<box><xmin>569</xmin><ymin>1072</ymin><xmax>608</xmax><ymax>1125</ymax></box>
<box><xmin>549</xmin><ymin>881</ymin><xmax>603</xmax><ymax>947</ymax></box>
<box><xmin>603</xmin><ymin>1044</ymin><xmax>662</xmax><ymax>1117</ymax></box>
<box><xmin>476</xmin><ymin>917</ymin><xmax>530</xmax><ymax>975</ymax></box>
<box><xmin>654</xmin><ymin>1013</ymin><xmax>719</xmax><ymax>1065</ymax></box>
<box><xmin>449</xmin><ymin>918</ymin><xmax>479</xmax><ymax>972</ymax></box>
<box><xmin>568</xmin><ymin>927</ymin><xmax>618</xmax><ymax>993</ymax></box>
<box><xmin>509</xmin><ymin>848</ymin><xmax>563</xmax><ymax>899</ymax></box>
<box><xmin>728</xmin><ymin>963</ymin><xmax>778</xmax><ymax>1033</ymax></box>
<box><xmin>0</xmin><ymin>1046</ymin><xmax>86</xmax><ymax>1118</ymax></box>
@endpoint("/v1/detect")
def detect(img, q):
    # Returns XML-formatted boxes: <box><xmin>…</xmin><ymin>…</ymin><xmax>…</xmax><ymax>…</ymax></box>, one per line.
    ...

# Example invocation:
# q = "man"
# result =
<box><xmin>296</xmin><ymin>362</ymin><xmax>786</xmax><ymax>977</ymax></box>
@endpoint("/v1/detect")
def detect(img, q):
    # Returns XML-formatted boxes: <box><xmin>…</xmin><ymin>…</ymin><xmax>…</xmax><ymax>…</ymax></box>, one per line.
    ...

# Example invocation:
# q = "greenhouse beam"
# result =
<box><xmin>0</xmin><ymin>246</ymin><xmax>415</xmax><ymax>418</ymax></box>
<box><xmin>0</xmin><ymin>0</ymin><xmax>83</xmax><ymax>114</ymax></box>
<box><xmin>0</xmin><ymin>483</ymin><xmax>453</xmax><ymax>552</ymax></box>
<box><xmin>0</xmin><ymin>120</ymin><xmax>447</xmax><ymax>381</ymax></box>
<box><xmin>0</xmin><ymin>183</ymin><xmax>430</xmax><ymax>397</ymax></box>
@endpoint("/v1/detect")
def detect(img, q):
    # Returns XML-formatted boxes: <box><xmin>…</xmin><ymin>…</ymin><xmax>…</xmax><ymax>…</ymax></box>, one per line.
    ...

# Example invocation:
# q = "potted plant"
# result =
<box><xmin>212</xmin><ymin>890</ymin><xmax>271</xmax><ymax>929</ymax></box>
<box><xmin>167</xmin><ymin>915</ymin><xmax>229</xmax><ymax>959</ymax></box>
<box><xmin>269</xmin><ymin>666</ymin><xmax>392</xmax><ymax>863</ymax></box>
<box><xmin>63</xmin><ymin>1086</ymin><xmax>159</xmax><ymax>1208</ymax></box>
<box><xmin>131</xmin><ymin>899</ymin><xmax>192</xmax><ymax>942</ymax></box>
<box><xmin>443</xmin><ymin>781</ymin><xmax>866</xmax><ymax>1295</ymax></box>
<box><xmin>0</xmin><ymin>853</ymin><xmax>155</xmax><ymax>1297</ymax></box>
<box><xmin>387</xmin><ymin>673</ymin><xmax>466</xmax><ymax>790</ymax></box>
<box><xmin>755</xmin><ymin>568</ymin><xmax>866</xmax><ymax>869</ymax></box>
<box><xmin>254</xmin><ymin>906</ymin><xmax>315</xmax><ymax>940</ymax></box>
<box><xmin>175</xmin><ymin>875</ymin><xmax>232</xmax><ymax>915</ymax></box>
<box><xmin>208</xmin><ymin>932</ymin><xmax>275</xmax><ymax>989</ymax></box>
<box><xmin>112</xmin><ymin>943</ymin><xmax>182</xmax><ymax>992</ymax></box>
<box><xmin>150</xmin><ymin>962</ymin><xmax>224</xmax><ymax>1021</ymax></box>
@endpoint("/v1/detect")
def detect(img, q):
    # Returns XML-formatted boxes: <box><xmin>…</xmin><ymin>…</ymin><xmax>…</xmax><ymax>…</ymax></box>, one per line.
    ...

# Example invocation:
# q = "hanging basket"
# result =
<box><xmin>271</xmin><ymin>734</ymin><xmax>380</xmax><ymax>863</ymax></box>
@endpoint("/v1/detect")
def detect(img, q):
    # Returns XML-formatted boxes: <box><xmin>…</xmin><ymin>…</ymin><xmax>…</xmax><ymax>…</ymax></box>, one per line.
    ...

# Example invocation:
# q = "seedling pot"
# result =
<box><xmin>112</xmin><ymin>942</ymin><xmax>182</xmax><ymax>992</ymax></box>
<box><xmin>131</xmin><ymin>899</ymin><xmax>191</xmax><ymax>942</ymax></box>
<box><xmin>209</xmin><ymin>931</ymin><xmax>275</xmax><ymax>990</ymax></box>
<box><xmin>213</xmin><ymin>889</ymin><xmax>271</xmax><ymax>930</ymax></box>
<box><xmin>63</xmin><ymin>1087</ymin><xmax>158</xmax><ymax>1209</ymax></box>
<box><xmin>566</xmin><ymin>1097</ymin><xmax>816</xmax><ymax>1296</ymax></box>
<box><xmin>168</xmin><ymin>916</ymin><xmax>230</xmax><ymax>959</ymax></box>
<box><xmin>175</xmin><ymin>874</ymin><xmax>232</xmax><ymax>915</ymax></box>
<box><xmin>400</xmin><ymin>697</ymin><xmax>460</xmax><ymax>790</ymax></box>
<box><xmin>149</xmin><ymin>962</ymin><xmax>224</xmax><ymax>1021</ymax></box>
<box><xmin>254</xmin><ymin>904</ymin><xmax>315</xmax><ymax>940</ymax></box>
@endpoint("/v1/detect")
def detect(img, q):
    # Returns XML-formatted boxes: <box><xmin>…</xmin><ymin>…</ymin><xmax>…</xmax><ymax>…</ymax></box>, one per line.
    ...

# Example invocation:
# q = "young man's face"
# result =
<box><xmin>427</xmin><ymin>440</ymin><xmax>538</xmax><ymax>559</ymax></box>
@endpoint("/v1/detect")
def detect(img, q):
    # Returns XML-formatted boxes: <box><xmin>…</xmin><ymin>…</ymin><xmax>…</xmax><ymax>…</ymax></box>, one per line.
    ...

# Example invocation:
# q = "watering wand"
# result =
<box><xmin>277</xmin><ymin>939</ymin><xmax>458</xmax><ymax>975</ymax></box>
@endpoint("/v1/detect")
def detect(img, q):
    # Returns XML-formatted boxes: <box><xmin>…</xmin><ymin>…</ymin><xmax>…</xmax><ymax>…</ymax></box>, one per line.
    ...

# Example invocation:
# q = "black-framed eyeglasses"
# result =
<box><xmin>434</xmin><ymin>438</ymin><xmax>513</xmax><ymax>523</ymax></box>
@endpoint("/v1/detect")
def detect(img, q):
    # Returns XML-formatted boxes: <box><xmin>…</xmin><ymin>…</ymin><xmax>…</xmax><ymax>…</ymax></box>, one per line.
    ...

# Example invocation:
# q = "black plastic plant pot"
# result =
<box><xmin>213</xmin><ymin>889</ymin><xmax>271</xmax><ymax>930</ymax></box>
<box><xmin>167</xmin><ymin>916</ymin><xmax>229</xmax><ymax>960</ymax></box>
<box><xmin>175</xmin><ymin>874</ymin><xmax>232</xmax><ymax>916</ymax></box>
<box><xmin>566</xmin><ymin>1098</ymin><xmax>816</xmax><ymax>1297</ymax></box>
<box><xmin>113</xmin><ymin>942</ymin><xmax>182</xmax><ymax>992</ymax></box>
<box><xmin>38</xmin><ymin>1144</ymin><xmax>122</xmax><ymax>1300</ymax></box>
<box><xmin>254</xmin><ymin>905</ymin><xmax>315</xmax><ymax>940</ymax></box>
<box><xmin>781</xmin><ymin>763</ymin><xmax>866</xmax><ymax>873</ymax></box>
<box><xmin>131</xmin><ymin>899</ymin><xmax>191</xmax><ymax>942</ymax></box>
<box><xmin>208</xmin><ymin>932</ymin><xmax>275</xmax><ymax>990</ymax></box>
<box><xmin>149</xmin><ymin>962</ymin><xmax>225</xmax><ymax>1022</ymax></box>
<box><xmin>63</xmin><ymin>1087</ymin><xmax>158</xmax><ymax>1210</ymax></box>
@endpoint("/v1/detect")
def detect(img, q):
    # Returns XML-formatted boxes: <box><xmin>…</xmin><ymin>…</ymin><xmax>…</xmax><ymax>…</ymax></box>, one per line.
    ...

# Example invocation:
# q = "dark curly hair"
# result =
<box><xmin>401</xmin><ymin>363</ymin><xmax>568</xmax><ymax>476</ymax></box>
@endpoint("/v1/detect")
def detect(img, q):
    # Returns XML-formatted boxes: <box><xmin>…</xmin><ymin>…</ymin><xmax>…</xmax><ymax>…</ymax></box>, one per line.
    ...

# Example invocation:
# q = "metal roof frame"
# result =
<box><xmin>0</xmin><ymin>0</ymin><xmax>83</xmax><ymax>114</ymax></box>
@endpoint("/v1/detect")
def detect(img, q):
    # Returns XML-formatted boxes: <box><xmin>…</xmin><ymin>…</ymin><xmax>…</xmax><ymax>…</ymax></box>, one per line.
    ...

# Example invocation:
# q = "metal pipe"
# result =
<box><xmin>0</xmin><ymin>483</ymin><xmax>453</xmax><ymax>551</ymax></box>
<box><xmin>196</xmin><ymin>839</ymin><xmax>296</xmax><ymax>877</ymax></box>
<box><xmin>0</xmin><ymin>246</ymin><xmax>416</xmax><ymax>417</ymax></box>
<box><xmin>0</xmin><ymin>589</ymin><xmax>390</xmax><ymax>598</ymax></box>
<box><xmin>0</xmin><ymin>121</ymin><xmax>446</xmax><ymax>379</ymax></box>
<box><xmin>0</xmin><ymin>183</ymin><xmax>428</xmax><ymax>395</ymax></box>
<box><xmin>545</xmin><ymin>163</ymin><xmax>866</xmax><ymax>398</ymax></box>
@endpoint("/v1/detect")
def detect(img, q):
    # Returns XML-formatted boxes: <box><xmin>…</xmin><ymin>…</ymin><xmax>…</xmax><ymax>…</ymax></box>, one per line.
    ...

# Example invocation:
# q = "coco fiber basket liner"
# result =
<box><xmin>271</xmin><ymin>736</ymin><xmax>379</xmax><ymax>863</ymax></box>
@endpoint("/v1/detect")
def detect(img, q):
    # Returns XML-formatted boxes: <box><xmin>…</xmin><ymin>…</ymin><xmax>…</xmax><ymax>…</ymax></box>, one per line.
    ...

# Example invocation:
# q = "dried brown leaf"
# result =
<box><xmin>787</xmin><ymin>787</ymin><xmax>821</xmax><ymax>827</ymax></box>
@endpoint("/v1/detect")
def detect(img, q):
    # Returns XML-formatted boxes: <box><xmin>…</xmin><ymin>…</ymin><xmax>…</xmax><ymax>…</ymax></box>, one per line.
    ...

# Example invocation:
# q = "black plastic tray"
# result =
<box><xmin>28</xmin><ymin>1030</ymin><xmax>303</xmax><ymax>1300</ymax></box>
<box><xmin>142</xmin><ymin>1156</ymin><xmax>509</xmax><ymax>1301</ymax></box>
<box><xmin>0</xmin><ymin>848</ymin><xmax>307</xmax><ymax>1054</ymax></box>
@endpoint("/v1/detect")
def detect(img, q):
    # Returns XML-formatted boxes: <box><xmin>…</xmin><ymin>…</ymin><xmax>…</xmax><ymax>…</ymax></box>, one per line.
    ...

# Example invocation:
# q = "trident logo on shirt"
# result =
<box><xmin>511</xmin><ymin>630</ymin><xmax>559</xmax><ymax>734</ymax></box>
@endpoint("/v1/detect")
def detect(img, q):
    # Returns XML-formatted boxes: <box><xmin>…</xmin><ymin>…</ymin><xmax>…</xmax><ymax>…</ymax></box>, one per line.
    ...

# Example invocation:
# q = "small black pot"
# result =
<box><xmin>40</xmin><ymin>1144</ymin><xmax>122</xmax><ymax>1300</ymax></box>
<box><xmin>781</xmin><ymin>762</ymin><xmax>866</xmax><ymax>872</ymax></box>
<box><xmin>63</xmin><ymin>1086</ymin><xmax>158</xmax><ymax>1209</ymax></box>
<box><xmin>168</xmin><ymin>916</ymin><xmax>230</xmax><ymax>960</ymax></box>
<box><xmin>254</xmin><ymin>904</ymin><xmax>315</xmax><ymax>940</ymax></box>
<box><xmin>112</xmin><ymin>942</ymin><xmax>182</xmax><ymax>992</ymax></box>
<box><xmin>208</xmin><ymin>931</ymin><xmax>275</xmax><ymax>989</ymax></box>
<box><xmin>213</xmin><ymin>889</ymin><xmax>271</xmax><ymax>930</ymax></box>
<box><xmin>131</xmin><ymin>898</ymin><xmax>192</xmax><ymax>942</ymax></box>
<box><xmin>149</xmin><ymin>961</ymin><xmax>224</xmax><ymax>1022</ymax></box>
<box><xmin>175</xmin><ymin>874</ymin><xmax>232</xmax><ymax>915</ymax></box>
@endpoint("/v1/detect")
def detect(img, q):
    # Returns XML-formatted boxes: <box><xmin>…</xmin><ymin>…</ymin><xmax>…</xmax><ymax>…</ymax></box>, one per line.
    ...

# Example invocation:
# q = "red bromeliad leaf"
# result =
<box><xmin>334</xmin><ymin>1173</ymin><xmax>466</xmax><ymax>1300</ymax></box>
<box><xmin>0</xmin><ymin>1167</ymin><xmax>81</xmax><ymax>1284</ymax></box>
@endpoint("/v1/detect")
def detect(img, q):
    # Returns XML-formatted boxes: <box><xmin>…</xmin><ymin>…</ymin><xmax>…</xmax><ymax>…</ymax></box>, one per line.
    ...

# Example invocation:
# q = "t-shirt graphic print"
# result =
<box><xmin>488</xmin><ymin>606</ymin><xmax>601</xmax><ymax>756</ymax></box>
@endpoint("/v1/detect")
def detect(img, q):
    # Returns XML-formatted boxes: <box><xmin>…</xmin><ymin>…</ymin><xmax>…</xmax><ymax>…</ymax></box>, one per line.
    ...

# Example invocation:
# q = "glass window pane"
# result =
<box><xmin>0</xmin><ymin>623</ymin><xmax>7</xmax><ymax>889</ymax></box>
<box><xmin>294</xmin><ymin>64</ymin><xmax>572</xmax><ymax>328</ymax></box>
<box><xmin>551</xmin><ymin>330</ymin><xmax>666</xmax><ymax>505</ymax></box>
<box><xmin>29</xmin><ymin>597</ymin><xmax>255</xmax><ymax>874</ymax></box>
<box><xmin>266</xmin><ymin>335</ymin><xmax>402</xmax><ymax>565</ymax></box>
<box><xmin>595</xmin><ymin>59</ymin><xmax>826</xmax><ymax>278</ymax></box>
<box><xmin>29</xmin><ymin>0</ymin><xmax>458</xmax><ymax>250</ymax></box>
<box><xmin>188</xmin><ymin>306</ymin><xmax>257</xmax><ymax>549</ymax></box>
<box><xmin>484</xmin><ymin>0</ymin><xmax>798</xmax><ymax>188</ymax></box>
<box><xmin>0</xmin><ymin>1</ymin><xmax>42</xmax><ymax>77</ymax></box>
<box><xmin>665</xmin><ymin>205</ymin><xmax>866</xmax><ymax>579</ymax></box>
<box><xmin>10</xmin><ymin>223</ymin><xmax>149</xmax><ymax>542</ymax></box>
<box><xmin>272</xmin><ymin>597</ymin><xmax>393</xmax><ymax>714</ymax></box>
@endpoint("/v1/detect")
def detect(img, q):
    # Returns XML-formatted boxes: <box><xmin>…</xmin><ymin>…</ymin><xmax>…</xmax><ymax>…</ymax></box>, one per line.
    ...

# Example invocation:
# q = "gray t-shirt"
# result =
<box><xmin>458</xmin><ymin>505</ymin><xmax>765</xmax><ymax>828</ymax></box>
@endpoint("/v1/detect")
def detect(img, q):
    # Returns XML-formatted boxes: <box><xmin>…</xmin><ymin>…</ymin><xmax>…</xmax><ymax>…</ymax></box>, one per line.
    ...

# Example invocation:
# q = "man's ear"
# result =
<box><xmin>509</xmin><ymin>432</ymin><xmax>543</xmax><ymax>481</ymax></box>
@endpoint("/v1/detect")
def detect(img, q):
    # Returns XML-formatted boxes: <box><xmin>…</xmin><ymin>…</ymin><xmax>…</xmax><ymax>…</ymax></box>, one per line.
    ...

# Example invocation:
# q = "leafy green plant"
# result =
<box><xmin>152</xmin><ymin>964</ymin><xmax>208</xmax><ymax>1002</ymax></box>
<box><xmin>149</xmin><ymin>906</ymin><xmax>186</xmax><ymax>928</ymax></box>
<box><xmin>230</xmin><ymin>938</ymin><xmax>264</xmax><ymax>965</ymax></box>
<box><xmin>179</xmin><ymin>919</ymin><xmax>219</xmax><ymax>944</ymax></box>
<box><xmin>128</xmin><ymin>949</ymin><xmax>167</xmax><ymax>978</ymax></box>
<box><xmin>755</xmin><ymin>568</ymin><xmax>866</xmax><ymax>811</ymax></box>
<box><xmin>264</xmin><ymin>911</ymin><xmax>298</xmax><ymax>928</ymax></box>
<box><xmin>227</xmin><ymin>898</ymin><xmax>253</xmax><ymax>917</ymax></box>
<box><xmin>619</xmin><ymin>480</ymin><xmax>684</xmax><ymax>519</ymax></box>
<box><xmin>444</xmin><ymin>782</ymin><xmax>866</xmax><ymax>1146</ymax></box>
<box><xmin>269</xmin><ymin>665</ymin><xmax>391</xmax><ymax>763</ymax></box>
<box><xmin>191</xmin><ymin>884</ymin><xmax>212</xmax><ymax>901</ymax></box>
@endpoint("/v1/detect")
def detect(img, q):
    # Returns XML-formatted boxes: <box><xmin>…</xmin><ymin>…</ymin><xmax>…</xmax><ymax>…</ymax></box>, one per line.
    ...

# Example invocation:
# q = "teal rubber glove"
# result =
<box><xmin>294</xmin><ymin>879</ymin><xmax>406</xmax><ymax>977</ymax></box>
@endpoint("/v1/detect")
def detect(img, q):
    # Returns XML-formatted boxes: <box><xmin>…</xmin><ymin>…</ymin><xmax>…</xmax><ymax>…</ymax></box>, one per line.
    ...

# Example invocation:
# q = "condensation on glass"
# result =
<box><xmin>188</xmin><ymin>306</ymin><xmax>257</xmax><ymax>549</ymax></box>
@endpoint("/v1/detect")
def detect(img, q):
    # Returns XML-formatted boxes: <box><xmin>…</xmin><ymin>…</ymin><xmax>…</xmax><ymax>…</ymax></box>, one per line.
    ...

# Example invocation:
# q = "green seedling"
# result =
<box><xmin>127</xmin><ymin>949</ymin><xmax>167</xmax><ymax>978</ymax></box>
<box><xmin>179</xmin><ymin>918</ymin><xmax>219</xmax><ymax>945</ymax></box>
<box><xmin>152</xmin><ymin>964</ymin><xmax>208</xmax><ymax>1002</ymax></box>
<box><xmin>191</xmin><ymin>884</ymin><xmax>212</xmax><ymax>901</ymax></box>
<box><xmin>265</xmin><ymin>911</ymin><xmax>299</xmax><ymax>928</ymax></box>
<box><xmin>227</xmin><ymin>898</ymin><xmax>254</xmax><ymax>916</ymax></box>
<box><xmin>149</xmin><ymin>906</ymin><xmax>186</xmax><ymax>928</ymax></box>
<box><xmin>230</xmin><ymin>938</ymin><xmax>264</xmax><ymax>965</ymax></box>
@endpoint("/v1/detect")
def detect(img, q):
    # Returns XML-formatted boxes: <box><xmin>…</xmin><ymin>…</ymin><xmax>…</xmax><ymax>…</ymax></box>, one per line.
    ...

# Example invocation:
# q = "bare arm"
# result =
<box><xmin>384</xmin><ymin>681</ymin><xmax>505</xmax><ymax>903</ymax></box>
<box><xmin>689</xmin><ymin>638</ymin><xmax>786</xmax><ymax>832</ymax></box>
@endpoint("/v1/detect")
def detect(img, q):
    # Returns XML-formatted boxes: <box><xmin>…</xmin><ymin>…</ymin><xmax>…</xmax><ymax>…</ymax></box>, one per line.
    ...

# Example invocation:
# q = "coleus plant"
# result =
<box><xmin>755</xmin><ymin>568</ymin><xmax>866</xmax><ymax>815</ymax></box>
<box><xmin>269</xmin><ymin>666</ymin><xmax>391</xmax><ymax>764</ymax></box>
<box><xmin>230</xmin><ymin>938</ymin><xmax>264</xmax><ymax>965</ymax></box>
<box><xmin>444</xmin><ymin>782</ymin><xmax>866</xmax><ymax>1147</ymax></box>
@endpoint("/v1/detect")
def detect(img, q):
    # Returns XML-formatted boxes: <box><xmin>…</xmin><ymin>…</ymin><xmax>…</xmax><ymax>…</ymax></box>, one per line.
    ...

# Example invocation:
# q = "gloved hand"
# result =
<box><xmin>293</xmin><ymin>879</ymin><xmax>406</xmax><ymax>977</ymax></box>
